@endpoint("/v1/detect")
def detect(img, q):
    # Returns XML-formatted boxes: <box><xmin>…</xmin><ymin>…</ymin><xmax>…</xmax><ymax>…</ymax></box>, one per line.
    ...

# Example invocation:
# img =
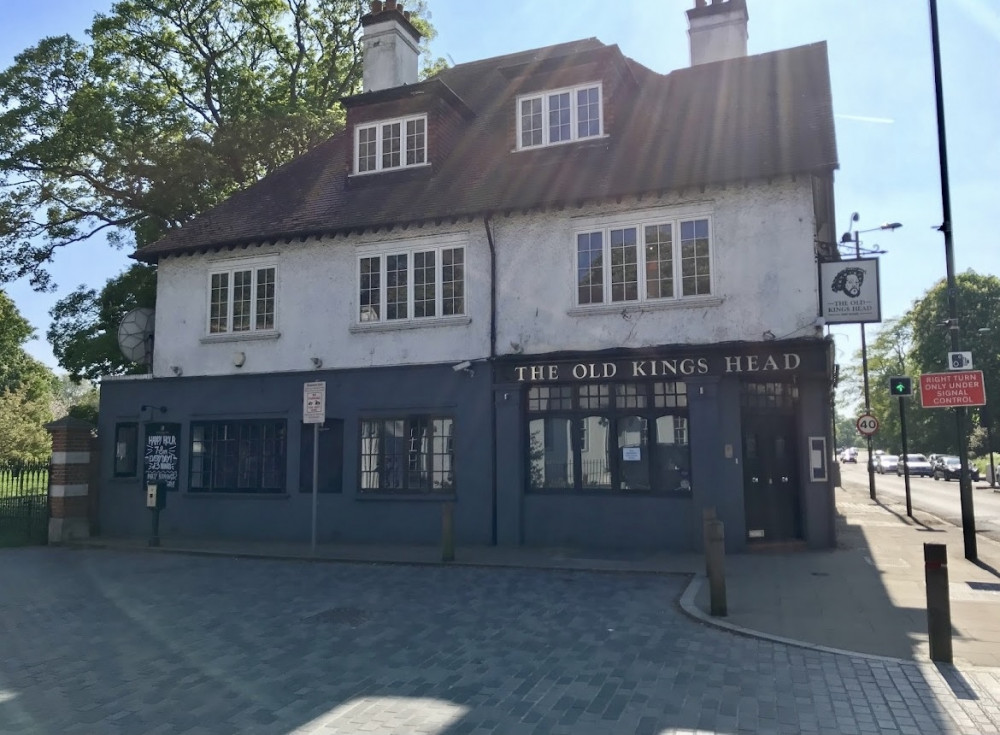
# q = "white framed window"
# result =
<box><xmin>575</xmin><ymin>217</ymin><xmax>712</xmax><ymax>306</ymax></box>
<box><xmin>355</xmin><ymin>114</ymin><xmax>427</xmax><ymax>174</ymax></box>
<box><xmin>517</xmin><ymin>83</ymin><xmax>602</xmax><ymax>150</ymax></box>
<box><xmin>358</xmin><ymin>243</ymin><xmax>465</xmax><ymax>324</ymax></box>
<box><xmin>207</xmin><ymin>258</ymin><xmax>277</xmax><ymax>334</ymax></box>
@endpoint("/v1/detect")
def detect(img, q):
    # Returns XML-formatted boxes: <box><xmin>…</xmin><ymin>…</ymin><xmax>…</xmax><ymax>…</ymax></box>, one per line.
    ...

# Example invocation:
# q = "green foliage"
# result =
<box><xmin>1</xmin><ymin>0</ymin><xmax>440</xmax><ymax>290</ymax></box>
<box><xmin>48</xmin><ymin>264</ymin><xmax>156</xmax><ymax>381</ymax></box>
<box><xmin>0</xmin><ymin>384</ymin><xmax>53</xmax><ymax>462</ymax></box>
<box><xmin>857</xmin><ymin>271</ymin><xmax>1000</xmax><ymax>456</ymax></box>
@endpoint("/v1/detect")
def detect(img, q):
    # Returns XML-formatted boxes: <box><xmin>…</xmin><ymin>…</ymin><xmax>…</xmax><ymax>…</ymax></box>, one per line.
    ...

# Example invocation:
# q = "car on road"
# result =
<box><xmin>875</xmin><ymin>454</ymin><xmax>898</xmax><ymax>474</ymax></box>
<box><xmin>839</xmin><ymin>447</ymin><xmax>858</xmax><ymax>463</ymax></box>
<box><xmin>931</xmin><ymin>455</ymin><xmax>981</xmax><ymax>482</ymax></box>
<box><xmin>897</xmin><ymin>453</ymin><xmax>933</xmax><ymax>477</ymax></box>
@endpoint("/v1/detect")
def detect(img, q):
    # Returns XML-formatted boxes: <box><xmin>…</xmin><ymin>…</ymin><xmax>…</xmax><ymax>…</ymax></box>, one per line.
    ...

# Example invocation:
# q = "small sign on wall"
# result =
<box><xmin>622</xmin><ymin>446</ymin><xmax>641</xmax><ymax>462</ymax></box>
<box><xmin>144</xmin><ymin>423</ymin><xmax>181</xmax><ymax>490</ymax></box>
<box><xmin>809</xmin><ymin>436</ymin><xmax>828</xmax><ymax>482</ymax></box>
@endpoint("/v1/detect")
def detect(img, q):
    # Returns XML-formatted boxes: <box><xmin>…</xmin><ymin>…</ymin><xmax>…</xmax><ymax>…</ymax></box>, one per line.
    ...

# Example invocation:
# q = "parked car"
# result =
<box><xmin>875</xmin><ymin>454</ymin><xmax>898</xmax><ymax>474</ymax></box>
<box><xmin>897</xmin><ymin>453</ymin><xmax>933</xmax><ymax>478</ymax></box>
<box><xmin>931</xmin><ymin>456</ymin><xmax>981</xmax><ymax>482</ymax></box>
<box><xmin>839</xmin><ymin>447</ymin><xmax>858</xmax><ymax>463</ymax></box>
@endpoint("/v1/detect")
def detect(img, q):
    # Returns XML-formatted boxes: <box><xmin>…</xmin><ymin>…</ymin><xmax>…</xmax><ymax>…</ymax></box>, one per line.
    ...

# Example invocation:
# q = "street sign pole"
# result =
<box><xmin>889</xmin><ymin>377</ymin><xmax>914</xmax><ymax>518</ymax></box>
<box><xmin>303</xmin><ymin>381</ymin><xmax>327</xmax><ymax>554</ymax></box>
<box><xmin>899</xmin><ymin>396</ymin><xmax>912</xmax><ymax>518</ymax></box>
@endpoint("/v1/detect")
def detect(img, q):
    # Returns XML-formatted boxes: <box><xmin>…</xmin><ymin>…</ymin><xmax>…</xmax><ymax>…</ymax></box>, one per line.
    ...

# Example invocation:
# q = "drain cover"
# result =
<box><xmin>967</xmin><ymin>582</ymin><xmax>1000</xmax><ymax>592</ymax></box>
<box><xmin>303</xmin><ymin>606</ymin><xmax>369</xmax><ymax>625</ymax></box>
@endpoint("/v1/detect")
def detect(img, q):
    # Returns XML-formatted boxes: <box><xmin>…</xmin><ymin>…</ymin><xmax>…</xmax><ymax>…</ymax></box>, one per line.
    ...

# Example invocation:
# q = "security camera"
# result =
<box><xmin>452</xmin><ymin>360</ymin><xmax>472</xmax><ymax>372</ymax></box>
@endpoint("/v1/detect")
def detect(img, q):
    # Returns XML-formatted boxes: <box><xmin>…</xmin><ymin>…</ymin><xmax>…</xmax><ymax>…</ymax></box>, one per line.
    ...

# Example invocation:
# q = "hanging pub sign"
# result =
<box><xmin>144</xmin><ymin>422</ymin><xmax>181</xmax><ymax>490</ymax></box>
<box><xmin>819</xmin><ymin>257</ymin><xmax>882</xmax><ymax>324</ymax></box>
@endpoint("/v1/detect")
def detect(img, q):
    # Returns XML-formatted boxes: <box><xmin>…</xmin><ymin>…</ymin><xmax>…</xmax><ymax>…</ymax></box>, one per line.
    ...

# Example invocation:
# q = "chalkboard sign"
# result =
<box><xmin>144</xmin><ymin>423</ymin><xmax>181</xmax><ymax>490</ymax></box>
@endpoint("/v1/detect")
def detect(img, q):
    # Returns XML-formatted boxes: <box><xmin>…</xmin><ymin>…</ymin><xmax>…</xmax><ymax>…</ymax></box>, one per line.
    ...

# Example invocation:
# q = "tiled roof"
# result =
<box><xmin>136</xmin><ymin>39</ymin><xmax>837</xmax><ymax>262</ymax></box>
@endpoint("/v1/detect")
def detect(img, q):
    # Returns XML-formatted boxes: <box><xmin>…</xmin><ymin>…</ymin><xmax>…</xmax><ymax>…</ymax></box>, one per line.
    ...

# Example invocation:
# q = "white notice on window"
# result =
<box><xmin>622</xmin><ymin>447</ymin><xmax>641</xmax><ymax>462</ymax></box>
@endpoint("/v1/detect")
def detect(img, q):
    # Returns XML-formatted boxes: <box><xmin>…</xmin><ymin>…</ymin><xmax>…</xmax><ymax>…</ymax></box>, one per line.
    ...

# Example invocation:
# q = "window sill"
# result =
<box><xmin>512</xmin><ymin>133</ymin><xmax>609</xmax><ymax>153</ymax></box>
<box><xmin>348</xmin><ymin>162</ymin><xmax>432</xmax><ymax>178</ymax></box>
<box><xmin>349</xmin><ymin>315</ymin><xmax>471</xmax><ymax>334</ymax></box>
<box><xmin>200</xmin><ymin>330</ymin><xmax>281</xmax><ymax>345</ymax></box>
<box><xmin>182</xmin><ymin>492</ymin><xmax>290</xmax><ymax>499</ymax></box>
<box><xmin>356</xmin><ymin>492</ymin><xmax>457</xmax><ymax>502</ymax></box>
<box><xmin>567</xmin><ymin>297</ymin><xmax>722</xmax><ymax>317</ymax></box>
<box><xmin>527</xmin><ymin>488</ymin><xmax>693</xmax><ymax>498</ymax></box>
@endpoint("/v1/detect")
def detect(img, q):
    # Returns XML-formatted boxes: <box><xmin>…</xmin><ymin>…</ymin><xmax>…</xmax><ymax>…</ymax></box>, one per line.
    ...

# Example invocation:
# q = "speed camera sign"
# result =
<box><xmin>856</xmin><ymin>414</ymin><xmax>879</xmax><ymax>436</ymax></box>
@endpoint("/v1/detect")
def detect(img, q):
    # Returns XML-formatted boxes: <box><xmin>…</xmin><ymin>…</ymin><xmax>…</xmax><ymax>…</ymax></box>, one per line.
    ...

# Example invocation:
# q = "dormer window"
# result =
<box><xmin>517</xmin><ymin>82</ymin><xmax>603</xmax><ymax>150</ymax></box>
<box><xmin>355</xmin><ymin>114</ymin><xmax>427</xmax><ymax>174</ymax></box>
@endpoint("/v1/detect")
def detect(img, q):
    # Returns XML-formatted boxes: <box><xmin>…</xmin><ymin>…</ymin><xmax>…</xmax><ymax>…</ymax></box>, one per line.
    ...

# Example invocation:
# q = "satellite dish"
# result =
<box><xmin>117</xmin><ymin>307</ymin><xmax>155</xmax><ymax>365</ymax></box>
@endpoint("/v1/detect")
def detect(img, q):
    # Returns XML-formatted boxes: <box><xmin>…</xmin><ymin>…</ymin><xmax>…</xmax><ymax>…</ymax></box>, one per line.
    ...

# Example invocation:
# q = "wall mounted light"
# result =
<box><xmin>311</xmin><ymin>357</ymin><xmax>323</xmax><ymax>369</ymax></box>
<box><xmin>170</xmin><ymin>366</ymin><xmax>183</xmax><ymax>376</ymax></box>
<box><xmin>233</xmin><ymin>351</ymin><xmax>246</xmax><ymax>368</ymax></box>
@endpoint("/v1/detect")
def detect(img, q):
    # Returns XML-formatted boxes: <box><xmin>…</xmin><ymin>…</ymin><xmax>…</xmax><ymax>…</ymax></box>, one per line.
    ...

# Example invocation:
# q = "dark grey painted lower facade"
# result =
<box><xmin>99</xmin><ymin>337</ymin><xmax>836</xmax><ymax>552</ymax></box>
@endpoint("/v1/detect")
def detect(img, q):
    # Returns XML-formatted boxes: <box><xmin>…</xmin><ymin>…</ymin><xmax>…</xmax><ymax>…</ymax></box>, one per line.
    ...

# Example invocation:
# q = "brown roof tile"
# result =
<box><xmin>136</xmin><ymin>39</ymin><xmax>837</xmax><ymax>262</ymax></box>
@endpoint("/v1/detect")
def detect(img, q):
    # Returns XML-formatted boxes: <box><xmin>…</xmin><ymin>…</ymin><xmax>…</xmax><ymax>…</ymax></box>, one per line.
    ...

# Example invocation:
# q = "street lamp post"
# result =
<box><xmin>930</xmin><ymin>0</ymin><xmax>976</xmax><ymax>560</ymax></box>
<box><xmin>841</xmin><ymin>215</ymin><xmax>902</xmax><ymax>501</ymax></box>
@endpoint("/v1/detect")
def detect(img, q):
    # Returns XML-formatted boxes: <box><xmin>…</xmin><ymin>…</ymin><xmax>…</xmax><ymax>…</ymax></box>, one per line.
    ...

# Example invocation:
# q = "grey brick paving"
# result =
<box><xmin>1</xmin><ymin>548</ymin><xmax>999</xmax><ymax>734</ymax></box>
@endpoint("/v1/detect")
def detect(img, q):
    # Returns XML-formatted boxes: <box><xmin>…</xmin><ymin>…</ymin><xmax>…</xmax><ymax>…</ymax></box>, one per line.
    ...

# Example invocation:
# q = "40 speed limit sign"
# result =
<box><xmin>856</xmin><ymin>414</ymin><xmax>879</xmax><ymax>436</ymax></box>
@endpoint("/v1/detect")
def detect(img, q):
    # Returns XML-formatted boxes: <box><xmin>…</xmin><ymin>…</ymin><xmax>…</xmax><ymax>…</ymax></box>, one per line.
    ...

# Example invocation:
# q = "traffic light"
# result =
<box><xmin>889</xmin><ymin>376</ymin><xmax>912</xmax><ymax>397</ymax></box>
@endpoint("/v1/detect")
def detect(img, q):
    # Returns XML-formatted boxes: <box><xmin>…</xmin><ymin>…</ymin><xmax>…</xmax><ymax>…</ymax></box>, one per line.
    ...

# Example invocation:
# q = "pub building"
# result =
<box><xmin>492</xmin><ymin>340</ymin><xmax>836</xmax><ymax>551</ymax></box>
<box><xmin>96</xmin><ymin>1</ymin><xmax>840</xmax><ymax>554</ymax></box>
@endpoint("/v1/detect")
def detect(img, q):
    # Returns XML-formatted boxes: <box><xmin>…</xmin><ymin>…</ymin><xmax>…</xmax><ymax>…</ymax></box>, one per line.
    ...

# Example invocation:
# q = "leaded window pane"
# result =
<box><xmin>442</xmin><ymin>247</ymin><xmax>464</xmax><ymax>316</ymax></box>
<box><xmin>548</xmin><ymin>91</ymin><xmax>571</xmax><ymax>142</ymax></box>
<box><xmin>618</xmin><ymin>415</ymin><xmax>650</xmax><ymax>491</ymax></box>
<box><xmin>577</xmin><ymin>231</ymin><xmax>603</xmax><ymax>304</ymax></box>
<box><xmin>680</xmin><ymin>218</ymin><xmax>711</xmax><ymax>296</ymax></box>
<box><xmin>360</xmin><ymin>256</ymin><xmax>381</xmax><ymax>322</ymax></box>
<box><xmin>188</xmin><ymin>420</ymin><xmax>287</xmax><ymax>493</ymax></box>
<box><xmin>520</xmin><ymin>97</ymin><xmax>542</xmax><ymax>147</ymax></box>
<box><xmin>413</xmin><ymin>250</ymin><xmax>436</xmax><ymax>318</ymax></box>
<box><xmin>654</xmin><ymin>415</ymin><xmax>691</xmax><ymax>493</ymax></box>
<box><xmin>529</xmin><ymin>417</ymin><xmax>575</xmax><ymax>489</ymax></box>
<box><xmin>644</xmin><ymin>224</ymin><xmax>673</xmax><ymax>299</ymax></box>
<box><xmin>610</xmin><ymin>227</ymin><xmax>638</xmax><ymax>302</ymax></box>
<box><xmin>652</xmin><ymin>381</ymin><xmax>688</xmax><ymax>408</ymax></box>
<box><xmin>579</xmin><ymin>415</ymin><xmax>611</xmax><ymax>488</ymax></box>
<box><xmin>358</xmin><ymin>126</ymin><xmax>377</xmax><ymax>172</ymax></box>
<box><xmin>232</xmin><ymin>270</ymin><xmax>252</xmax><ymax>331</ymax></box>
<box><xmin>528</xmin><ymin>385</ymin><xmax>574</xmax><ymax>412</ymax></box>
<box><xmin>577</xmin><ymin>86</ymin><xmax>600</xmax><ymax>138</ymax></box>
<box><xmin>381</xmin><ymin>122</ymin><xmax>401</xmax><ymax>169</ymax></box>
<box><xmin>406</xmin><ymin>118</ymin><xmax>425</xmax><ymax>165</ymax></box>
<box><xmin>360</xmin><ymin>416</ymin><xmax>454</xmax><ymax>493</ymax></box>
<box><xmin>255</xmin><ymin>267</ymin><xmax>275</xmax><ymax>330</ymax></box>
<box><xmin>615</xmin><ymin>383</ymin><xmax>647</xmax><ymax>409</ymax></box>
<box><xmin>210</xmin><ymin>272</ymin><xmax>228</xmax><ymax>333</ymax></box>
<box><xmin>578</xmin><ymin>383</ymin><xmax>610</xmax><ymax>410</ymax></box>
<box><xmin>386</xmin><ymin>253</ymin><xmax>408</xmax><ymax>320</ymax></box>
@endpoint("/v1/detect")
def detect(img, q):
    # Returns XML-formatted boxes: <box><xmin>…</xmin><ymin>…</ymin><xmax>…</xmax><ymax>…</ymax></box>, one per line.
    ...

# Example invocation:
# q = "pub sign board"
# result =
<box><xmin>819</xmin><ymin>257</ymin><xmax>882</xmax><ymax>324</ymax></box>
<box><xmin>144</xmin><ymin>422</ymin><xmax>181</xmax><ymax>490</ymax></box>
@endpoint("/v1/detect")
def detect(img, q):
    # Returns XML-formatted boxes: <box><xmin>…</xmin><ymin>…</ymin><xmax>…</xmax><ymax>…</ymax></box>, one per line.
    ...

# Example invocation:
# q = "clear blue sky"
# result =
<box><xmin>3</xmin><ymin>0</ymin><xmax>998</xmax><ymax>379</ymax></box>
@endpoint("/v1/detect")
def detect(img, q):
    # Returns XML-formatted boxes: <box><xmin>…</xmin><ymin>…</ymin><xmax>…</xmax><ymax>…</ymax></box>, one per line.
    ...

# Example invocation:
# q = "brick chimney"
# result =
<box><xmin>361</xmin><ymin>0</ymin><xmax>422</xmax><ymax>92</ymax></box>
<box><xmin>687</xmin><ymin>0</ymin><xmax>749</xmax><ymax>66</ymax></box>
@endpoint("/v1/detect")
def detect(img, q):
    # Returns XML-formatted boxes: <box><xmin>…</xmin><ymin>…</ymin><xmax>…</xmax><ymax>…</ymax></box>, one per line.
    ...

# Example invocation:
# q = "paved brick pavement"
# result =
<box><xmin>1</xmin><ymin>547</ymin><xmax>1000</xmax><ymax>734</ymax></box>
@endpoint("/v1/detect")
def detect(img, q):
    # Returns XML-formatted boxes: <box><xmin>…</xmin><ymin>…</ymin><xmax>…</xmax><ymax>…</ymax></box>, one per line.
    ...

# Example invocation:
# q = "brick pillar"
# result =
<box><xmin>45</xmin><ymin>416</ymin><xmax>96</xmax><ymax>543</ymax></box>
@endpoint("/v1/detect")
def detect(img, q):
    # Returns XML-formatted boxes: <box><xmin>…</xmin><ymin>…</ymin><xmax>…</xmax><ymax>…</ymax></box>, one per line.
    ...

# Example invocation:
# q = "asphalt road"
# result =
<box><xmin>840</xmin><ymin>460</ymin><xmax>1000</xmax><ymax>545</ymax></box>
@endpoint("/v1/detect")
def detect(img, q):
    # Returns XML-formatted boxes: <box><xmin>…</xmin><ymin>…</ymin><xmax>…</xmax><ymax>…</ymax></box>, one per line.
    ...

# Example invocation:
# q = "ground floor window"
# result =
<box><xmin>359</xmin><ymin>416</ymin><xmax>454</xmax><ymax>494</ymax></box>
<box><xmin>113</xmin><ymin>422</ymin><xmax>138</xmax><ymax>477</ymax></box>
<box><xmin>189</xmin><ymin>419</ymin><xmax>287</xmax><ymax>493</ymax></box>
<box><xmin>527</xmin><ymin>382</ymin><xmax>691</xmax><ymax>494</ymax></box>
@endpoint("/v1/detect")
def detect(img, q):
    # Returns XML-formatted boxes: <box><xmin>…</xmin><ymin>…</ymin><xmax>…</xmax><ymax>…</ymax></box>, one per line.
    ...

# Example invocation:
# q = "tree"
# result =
<box><xmin>904</xmin><ymin>271</ymin><xmax>1000</xmax><ymax>454</ymax></box>
<box><xmin>51</xmin><ymin>375</ymin><xmax>101</xmax><ymax>423</ymax></box>
<box><xmin>0</xmin><ymin>292</ymin><xmax>55</xmax><ymax>461</ymax></box>
<box><xmin>48</xmin><ymin>264</ymin><xmax>157</xmax><ymax>381</ymax></box>
<box><xmin>1</xmin><ymin>0</ymin><xmax>441</xmax><ymax>290</ymax></box>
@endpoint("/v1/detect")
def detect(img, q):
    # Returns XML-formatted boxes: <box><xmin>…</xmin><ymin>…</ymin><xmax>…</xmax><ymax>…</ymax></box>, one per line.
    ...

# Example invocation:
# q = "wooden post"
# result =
<box><xmin>706</xmin><ymin>519</ymin><xmax>727</xmax><ymax>617</ymax></box>
<box><xmin>441</xmin><ymin>501</ymin><xmax>455</xmax><ymax>562</ymax></box>
<box><xmin>702</xmin><ymin>507</ymin><xmax>716</xmax><ymax>576</ymax></box>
